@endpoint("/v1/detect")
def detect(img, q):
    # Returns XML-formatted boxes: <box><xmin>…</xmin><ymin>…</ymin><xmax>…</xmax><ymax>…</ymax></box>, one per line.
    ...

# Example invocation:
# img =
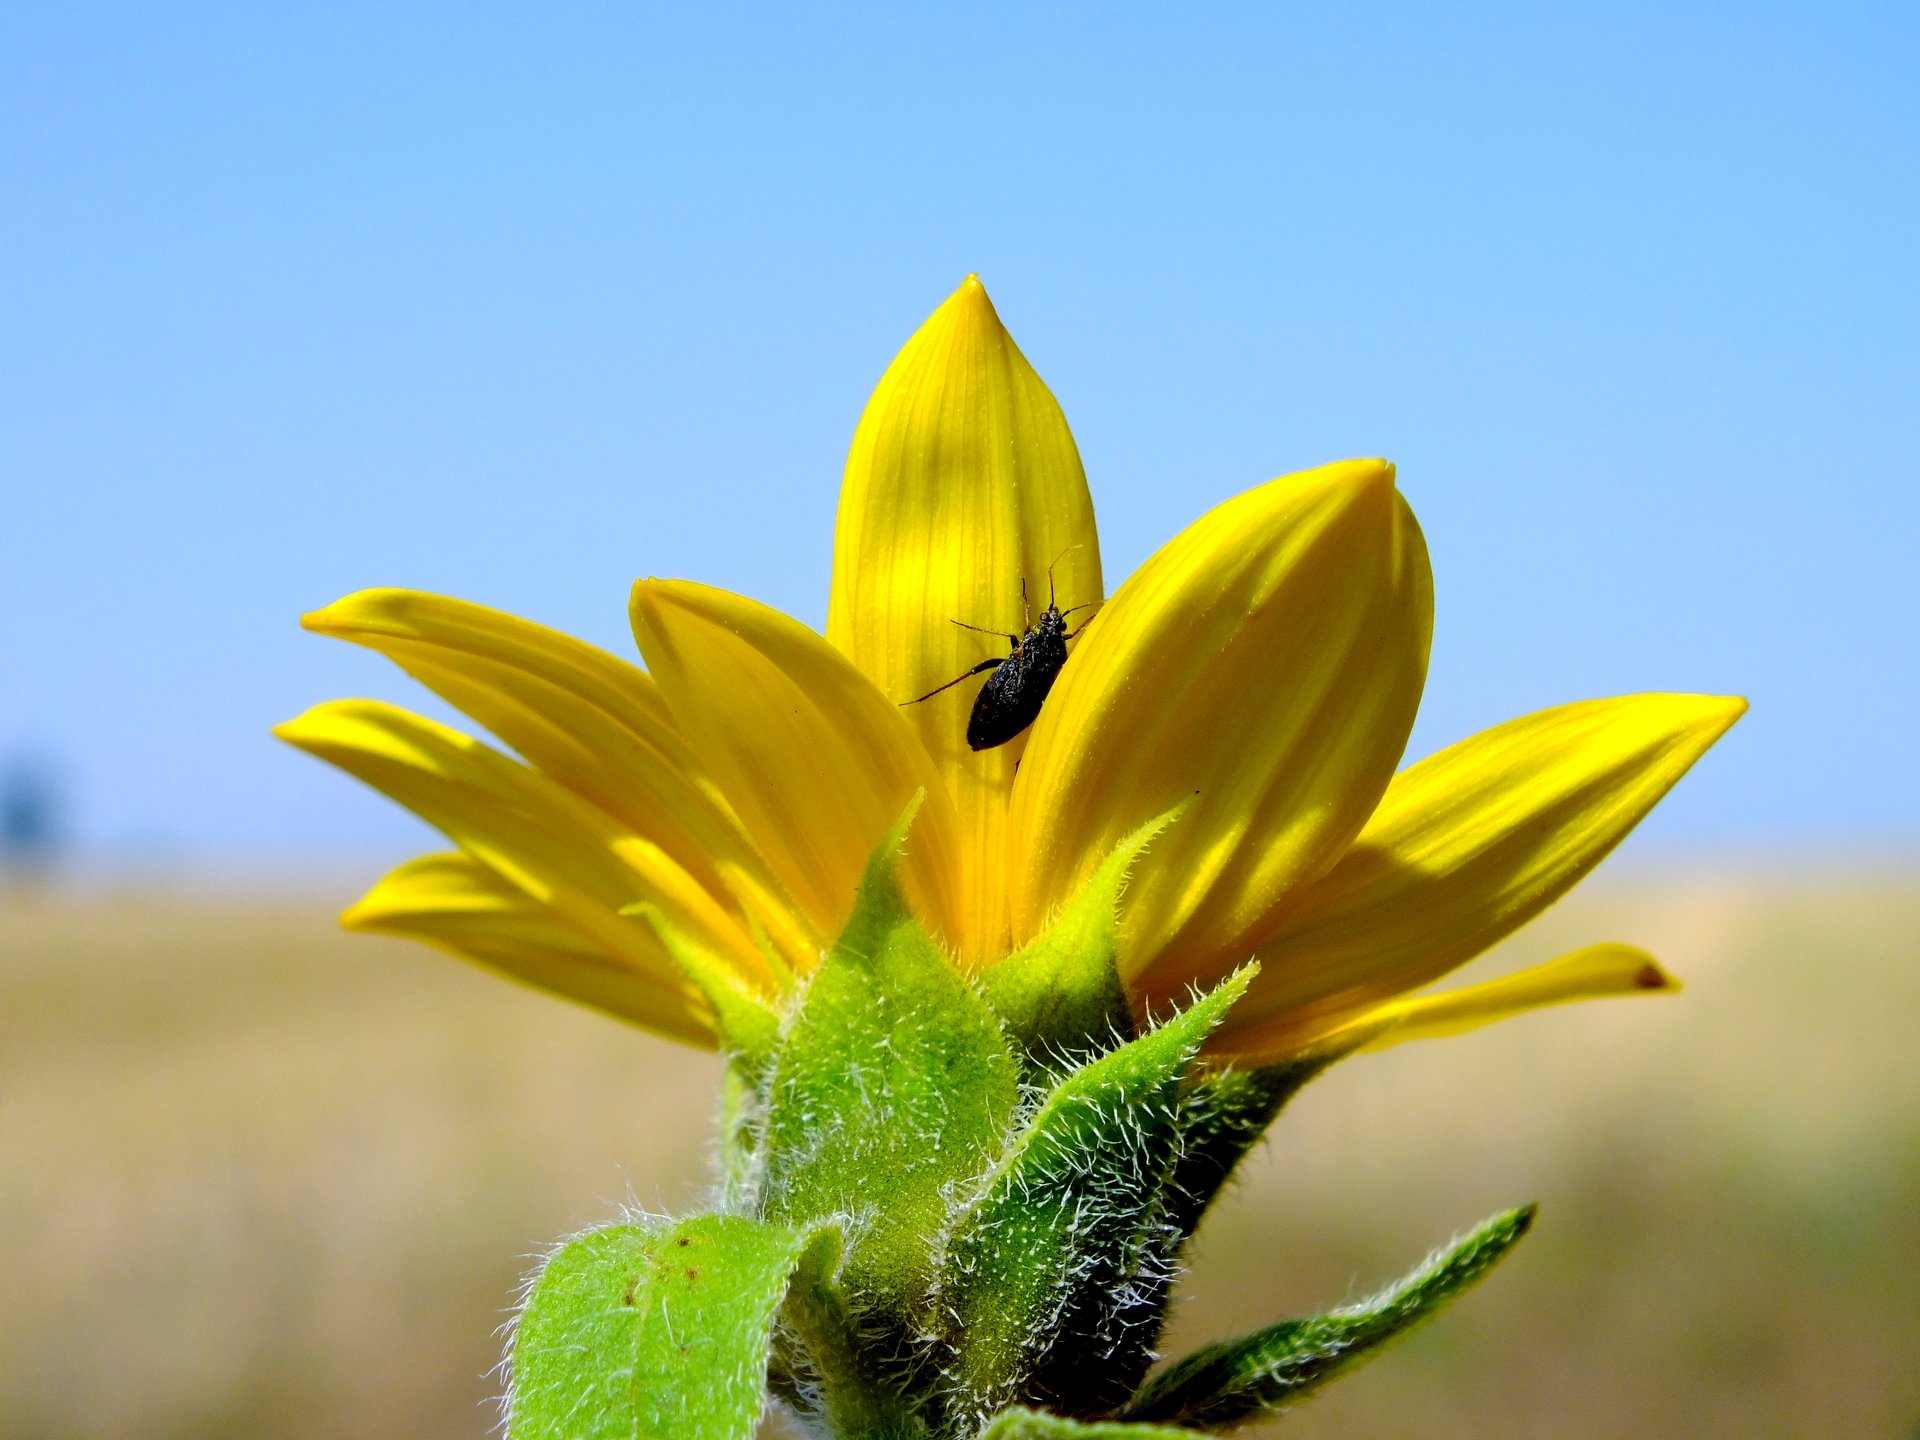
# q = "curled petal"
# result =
<box><xmin>1010</xmin><ymin>460</ymin><xmax>1433</xmax><ymax>993</ymax></box>
<box><xmin>1215</xmin><ymin>943</ymin><xmax>1679</xmax><ymax>1061</ymax></box>
<box><xmin>631</xmin><ymin>579</ymin><xmax>969</xmax><ymax>951</ymax></box>
<box><xmin>345</xmin><ymin>852</ymin><xmax>714</xmax><ymax>1044</ymax></box>
<box><xmin>303</xmin><ymin>589</ymin><xmax>819</xmax><ymax>970</ymax></box>
<box><xmin>1221</xmin><ymin>693</ymin><xmax>1746</xmax><ymax>1049</ymax></box>
<box><xmin>275</xmin><ymin>699</ymin><xmax>766</xmax><ymax>988</ymax></box>
<box><xmin>1359</xmin><ymin>943</ymin><xmax>1679</xmax><ymax>1050</ymax></box>
<box><xmin>827</xmin><ymin>276</ymin><xmax>1101</xmax><ymax>954</ymax></box>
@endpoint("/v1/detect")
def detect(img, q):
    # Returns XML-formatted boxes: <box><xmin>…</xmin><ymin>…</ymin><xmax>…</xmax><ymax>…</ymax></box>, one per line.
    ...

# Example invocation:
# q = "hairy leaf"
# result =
<box><xmin>633</xmin><ymin>1216</ymin><xmax>834</xmax><ymax>1438</ymax></box>
<box><xmin>509</xmin><ymin>1215</ymin><xmax>831</xmax><ymax>1440</ymax></box>
<box><xmin>511</xmin><ymin>1223</ymin><xmax>663</xmax><ymax>1440</ymax></box>
<box><xmin>1120</xmin><ymin>1205</ymin><xmax>1537</xmax><ymax>1428</ymax></box>
<box><xmin>979</xmin><ymin>1406</ymin><xmax>1199</xmax><ymax>1438</ymax></box>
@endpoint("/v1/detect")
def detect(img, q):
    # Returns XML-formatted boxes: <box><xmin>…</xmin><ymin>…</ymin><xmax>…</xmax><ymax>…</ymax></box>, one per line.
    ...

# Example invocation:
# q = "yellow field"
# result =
<box><xmin>3</xmin><ymin>869</ymin><xmax>1916</xmax><ymax>1438</ymax></box>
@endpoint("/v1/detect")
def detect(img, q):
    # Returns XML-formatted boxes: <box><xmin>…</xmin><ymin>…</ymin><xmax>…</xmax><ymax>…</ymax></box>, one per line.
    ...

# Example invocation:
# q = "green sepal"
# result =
<box><xmin>935</xmin><ymin>965</ymin><xmax>1257</xmax><ymax>1424</ymax></box>
<box><xmin>1159</xmin><ymin>1050</ymin><xmax>1341</xmax><ymax>1244</ymax></box>
<box><xmin>758</xmin><ymin>799</ymin><xmax>1019</xmax><ymax>1332</ymax></box>
<box><xmin>1119</xmin><ymin>1204</ymin><xmax>1538</xmax><ymax>1429</ymax></box>
<box><xmin>978</xmin><ymin>815</ymin><xmax>1171</xmax><ymax>1072</ymax></box>
<box><xmin>624</xmin><ymin>903</ymin><xmax>781</xmax><ymax>1072</ymax></box>
<box><xmin>776</xmin><ymin>1226</ymin><xmax>933</xmax><ymax>1440</ymax></box>
<box><xmin>979</xmin><ymin>1407</ymin><xmax>1200</xmax><ymax>1438</ymax></box>
<box><xmin>508</xmin><ymin>1213</ymin><xmax>835</xmax><ymax>1440</ymax></box>
<box><xmin>715</xmin><ymin>1063</ymin><xmax>763</xmax><ymax>1211</ymax></box>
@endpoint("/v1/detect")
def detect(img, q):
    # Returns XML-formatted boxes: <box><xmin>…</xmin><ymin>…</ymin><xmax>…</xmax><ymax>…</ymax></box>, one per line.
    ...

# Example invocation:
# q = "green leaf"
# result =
<box><xmin>1119</xmin><ymin>1205</ymin><xmax>1538</xmax><ymax>1428</ymax></box>
<box><xmin>631</xmin><ymin>1216</ymin><xmax>834</xmax><ymax>1439</ymax></box>
<box><xmin>509</xmin><ymin>1215</ymin><xmax>832</xmax><ymax>1440</ymax></box>
<box><xmin>758</xmin><ymin>802</ymin><xmax>1019</xmax><ymax>1331</ymax></box>
<box><xmin>511</xmin><ymin>1223</ymin><xmax>663</xmax><ymax>1440</ymax></box>
<box><xmin>978</xmin><ymin>1407</ymin><xmax>1199</xmax><ymax>1438</ymax></box>
<box><xmin>979</xmin><ymin>815</ymin><xmax>1172</xmax><ymax>1071</ymax></box>
<box><xmin>936</xmin><ymin>966</ymin><xmax>1256</xmax><ymax>1423</ymax></box>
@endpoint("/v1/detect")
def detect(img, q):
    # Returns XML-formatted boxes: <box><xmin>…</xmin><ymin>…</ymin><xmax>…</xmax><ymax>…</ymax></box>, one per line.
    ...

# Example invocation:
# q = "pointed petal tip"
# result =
<box><xmin>338</xmin><ymin>896</ymin><xmax>380</xmax><ymax>931</ymax></box>
<box><xmin>298</xmin><ymin>587</ymin><xmax>411</xmax><ymax>635</ymax></box>
<box><xmin>934</xmin><ymin>271</ymin><xmax>1005</xmax><ymax>333</ymax></box>
<box><xmin>627</xmin><ymin>575</ymin><xmax>684</xmax><ymax>629</ymax></box>
<box><xmin>1634</xmin><ymin>958</ymin><xmax>1681</xmax><ymax>992</ymax></box>
<box><xmin>1264</xmin><ymin>457</ymin><xmax>1400</xmax><ymax>516</ymax></box>
<box><xmin>630</xmin><ymin>575</ymin><xmax>705</xmax><ymax>607</ymax></box>
<box><xmin>1346</xmin><ymin>456</ymin><xmax>1398</xmax><ymax>498</ymax></box>
<box><xmin>270</xmin><ymin>710</ymin><xmax>317</xmax><ymax>744</ymax></box>
<box><xmin>1676</xmin><ymin>692</ymin><xmax>1749</xmax><ymax>742</ymax></box>
<box><xmin>298</xmin><ymin>596</ymin><xmax>357</xmax><ymax>634</ymax></box>
<box><xmin>273</xmin><ymin>698</ymin><xmax>400</xmax><ymax>750</ymax></box>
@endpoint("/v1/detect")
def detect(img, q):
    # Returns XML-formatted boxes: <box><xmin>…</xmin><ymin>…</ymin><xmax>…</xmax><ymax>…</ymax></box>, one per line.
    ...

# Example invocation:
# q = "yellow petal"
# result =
<box><xmin>1362</xmin><ymin>943</ymin><xmax>1679</xmax><ymax>1050</ymax></box>
<box><xmin>1215</xmin><ymin>943</ymin><xmax>1677</xmax><ymax>1061</ymax></box>
<box><xmin>275</xmin><ymin>699</ymin><xmax>766</xmax><ymax>987</ymax></box>
<box><xmin>1009</xmin><ymin>460</ymin><xmax>1433</xmax><ymax>994</ymax></box>
<box><xmin>345</xmin><ymin>852</ymin><xmax>714</xmax><ymax>1045</ymax></box>
<box><xmin>826</xmin><ymin>276</ymin><xmax>1102</xmax><ymax>955</ymax></box>
<box><xmin>302</xmin><ymin>589</ymin><xmax>820</xmax><ymax>971</ymax></box>
<box><xmin>1222</xmin><ymin>693</ymin><xmax>1746</xmax><ymax>1049</ymax></box>
<box><xmin>630</xmin><ymin>579</ymin><xmax>969</xmax><ymax>951</ymax></box>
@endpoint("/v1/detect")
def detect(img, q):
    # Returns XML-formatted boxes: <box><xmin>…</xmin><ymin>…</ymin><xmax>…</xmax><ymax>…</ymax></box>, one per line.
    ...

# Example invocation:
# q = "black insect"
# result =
<box><xmin>905</xmin><ymin>567</ymin><xmax>1099</xmax><ymax>751</ymax></box>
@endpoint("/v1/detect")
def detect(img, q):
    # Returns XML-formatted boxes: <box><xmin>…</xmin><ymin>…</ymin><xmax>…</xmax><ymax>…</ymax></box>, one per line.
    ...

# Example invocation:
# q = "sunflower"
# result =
<box><xmin>279</xmin><ymin>276</ymin><xmax>1741</xmax><ymax>1063</ymax></box>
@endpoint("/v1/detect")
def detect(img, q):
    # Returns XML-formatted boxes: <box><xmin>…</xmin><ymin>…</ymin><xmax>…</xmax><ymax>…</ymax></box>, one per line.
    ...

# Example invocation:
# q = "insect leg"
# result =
<box><xmin>903</xmin><ymin>657</ymin><xmax>1004</xmax><ymax>705</ymax></box>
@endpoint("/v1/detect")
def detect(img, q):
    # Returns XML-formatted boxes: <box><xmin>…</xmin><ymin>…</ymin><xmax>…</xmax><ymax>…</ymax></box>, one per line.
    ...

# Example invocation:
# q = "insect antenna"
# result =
<box><xmin>950</xmin><ymin>618</ymin><xmax>1020</xmax><ymax>642</ymax></box>
<box><xmin>1043</xmin><ymin>543</ymin><xmax>1086</xmax><ymax>611</ymax></box>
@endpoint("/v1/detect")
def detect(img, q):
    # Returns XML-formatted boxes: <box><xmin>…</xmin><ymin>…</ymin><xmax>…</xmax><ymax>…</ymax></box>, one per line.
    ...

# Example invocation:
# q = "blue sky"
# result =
<box><xmin>3</xmin><ymin>2</ymin><xmax>1915</xmax><ymax>868</ymax></box>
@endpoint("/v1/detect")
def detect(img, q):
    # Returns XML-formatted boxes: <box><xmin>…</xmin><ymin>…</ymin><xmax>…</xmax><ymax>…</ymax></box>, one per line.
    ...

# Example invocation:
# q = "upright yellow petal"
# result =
<box><xmin>631</xmin><ymin>579</ymin><xmax>969</xmax><ymax>951</ymax></box>
<box><xmin>1220</xmin><ymin>693</ymin><xmax>1746</xmax><ymax>1048</ymax></box>
<box><xmin>1009</xmin><ymin>460</ymin><xmax>1433</xmax><ymax>994</ymax></box>
<box><xmin>345</xmin><ymin>852</ymin><xmax>714</xmax><ymax>1045</ymax></box>
<box><xmin>302</xmin><ymin>589</ymin><xmax>820</xmax><ymax>970</ymax></box>
<box><xmin>275</xmin><ymin>699</ymin><xmax>765</xmax><ymax>988</ymax></box>
<box><xmin>827</xmin><ymin>276</ymin><xmax>1101</xmax><ymax>955</ymax></box>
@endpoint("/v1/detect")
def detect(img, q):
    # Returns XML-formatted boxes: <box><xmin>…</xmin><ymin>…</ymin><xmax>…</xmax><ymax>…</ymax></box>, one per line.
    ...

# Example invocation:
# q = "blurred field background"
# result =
<box><xmin>4</xmin><ymin>867</ymin><xmax>1915</xmax><ymax>1439</ymax></box>
<box><xmin>7</xmin><ymin>5</ymin><xmax>1918</xmax><ymax>1437</ymax></box>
